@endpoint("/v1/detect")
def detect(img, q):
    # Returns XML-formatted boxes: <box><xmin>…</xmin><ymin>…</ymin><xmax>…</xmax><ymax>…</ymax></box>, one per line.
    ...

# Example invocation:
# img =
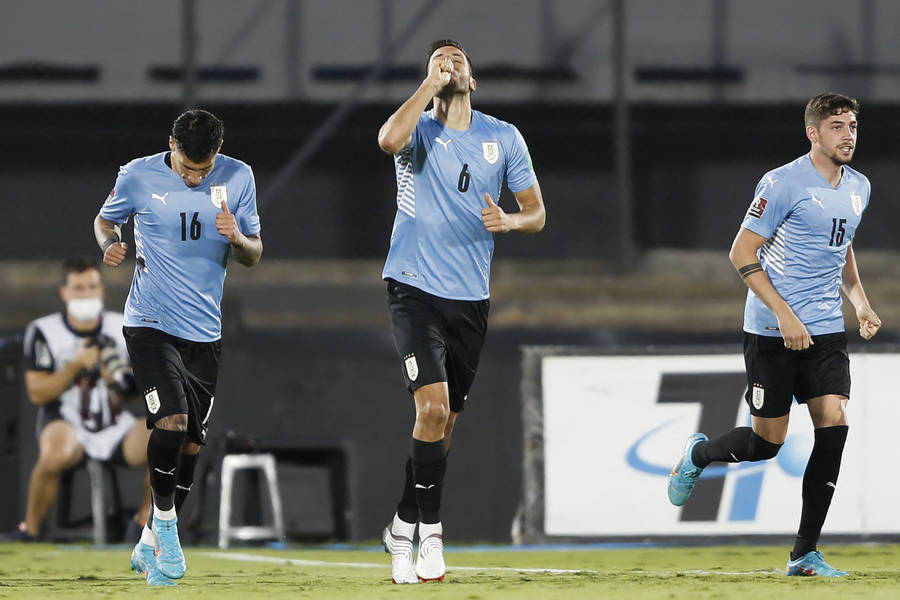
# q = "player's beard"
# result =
<box><xmin>436</xmin><ymin>74</ymin><xmax>471</xmax><ymax>100</ymax></box>
<box><xmin>827</xmin><ymin>146</ymin><xmax>854</xmax><ymax>166</ymax></box>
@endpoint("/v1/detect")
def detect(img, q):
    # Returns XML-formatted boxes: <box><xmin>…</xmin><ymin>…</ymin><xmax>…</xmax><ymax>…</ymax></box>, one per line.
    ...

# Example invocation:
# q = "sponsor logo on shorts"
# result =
<box><xmin>751</xmin><ymin>384</ymin><xmax>765</xmax><ymax>410</ymax></box>
<box><xmin>404</xmin><ymin>353</ymin><xmax>419</xmax><ymax>381</ymax></box>
<box><xmin>145</xmin><ymin>387</ymin><xmax>161</xmax><ymax>414</ymax></box>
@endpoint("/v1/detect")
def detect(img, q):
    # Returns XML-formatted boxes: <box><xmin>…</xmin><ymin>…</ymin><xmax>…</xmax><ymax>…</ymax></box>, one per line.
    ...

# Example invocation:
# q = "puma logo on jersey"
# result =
<box><xmin>434</xmin><ymin>137</ymin><xmax>452</xmax><ymax>151</ymax></box>
<box><xmin>812</xmin><ymin>195</ymin><xmax>824</xmax><ymax>209</ymax></box>
<box><xmin>152</xmin><ymin>192</ymin><xmax>169</xmax><ymax>206</ymax></box>
<box><xmin>767</xmin><ymin>175</ymin><xmax>778</xmax><ymax>189</ymax></box>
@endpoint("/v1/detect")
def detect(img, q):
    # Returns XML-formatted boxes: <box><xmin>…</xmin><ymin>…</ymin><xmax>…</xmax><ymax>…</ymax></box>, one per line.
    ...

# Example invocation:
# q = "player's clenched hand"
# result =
<box><xmin>857</xmin><ymin>305</ymin><xmax>881</xmax><ymax>340</ymax></box>
<box><xmin>482</xmin><ymin>193</ymin><xmax>514</xmax><ymax>233</ymax></box>
<box><xmin>216</xmin><ymin>200</ymin><xmax>243</xmax><ymax>245</ymax></box>
<box><xmin>426</xmin><ymin>56</ymin><xmax>453</xmax><ymax>94</ymax></box>
<box><xmin>103</xmin><ymin>242</ymin><xmax>128</xmax><ymax>267</ymax></box>
<box><xmin>777</xmin><ymin>311</ymin><xmax>813</xmax><ymax>351</ymax></box>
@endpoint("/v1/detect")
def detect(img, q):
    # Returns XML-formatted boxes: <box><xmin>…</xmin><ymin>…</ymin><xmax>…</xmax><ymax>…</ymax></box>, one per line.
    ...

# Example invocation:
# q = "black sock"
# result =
<box><xmin>692</xmin><ymin>427</ymin><xmax>782</xmax><ymax>468</ymax></box>
<box><xmin>692</xmin><ymin>427</ymin><xmax>752</xmax><ymax>467</ymax></box>
<box><xmin>791</xmin><ymin>425</ymin><xmax>848</xmax><ymax>560</ymax></box>
<box><xmin>396</xmin><ymin>457</ymin><xmax>419</xmax><ymax>524</ymax></box>
<box><xmin>174</xmin><ymin>452</ymin><xmax>199</xmax><ymax>513</ymax></box>
<box><xmin>147</xmin><ymin>428</ymin><xmax>186</xmax><ymax>512</ymax></box>
<box><xmin>411</xmin><ymin>438</ymin><xmax>447</xmax><ymax>524</ymax></box>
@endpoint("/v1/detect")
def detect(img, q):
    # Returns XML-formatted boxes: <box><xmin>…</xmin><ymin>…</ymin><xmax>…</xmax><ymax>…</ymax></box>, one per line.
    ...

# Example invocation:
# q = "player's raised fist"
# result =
<box><xmin>216</xmin><ymin>200</ymin><xmax>242</xmax><ymax>244</ymax></box>
<box><xmin>103</xmin><ymin>242</ymin><xmax>128</xmax><ymax>268</ymax></box>
<box><xmin>482</xmin><ymin>193</ymin><xmax>513</xmax><ymax>233</ymax></box>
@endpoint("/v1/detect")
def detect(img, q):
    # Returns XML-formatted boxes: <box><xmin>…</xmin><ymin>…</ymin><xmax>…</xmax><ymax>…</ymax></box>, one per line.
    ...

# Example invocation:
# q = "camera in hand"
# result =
<box><xmin>87</xmin><ymin>334</ymin><xmax>131</xmax><ymax>392</ymax></box>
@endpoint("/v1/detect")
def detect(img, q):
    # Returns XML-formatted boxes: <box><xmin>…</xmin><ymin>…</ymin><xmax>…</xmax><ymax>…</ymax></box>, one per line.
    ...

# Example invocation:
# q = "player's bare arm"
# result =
<box><xmin>216</xmin><ymin>200</ymin><xmax>263</xmax><ymax>267</ymax></box>
<box><xmin>378</xmin><ymin>56</ymin><xmax>454</xmax><ymax>154</ymax></box>
<box><xmin>729</xmin><ymin>227</ymin><xmax>813</xmax><ymax>350</ymax></box>
<box><xmin>840</xmin><ymin>243</ymin><xmax>881</xmax><ymax>340</ymax></box>
<box><xmin>93</xmin><ymin>214</ymin><xmax>129</xmax><ymax>267</ymax></box>
<box><xmin>481</xmin><ymin>183</ymin><xmax>546</xmax><ymax>234</ymax></box>
<box><xmin>25</xmin><ymin>340</ymin><xmax>99</xmax><ymax>406</ymax></box>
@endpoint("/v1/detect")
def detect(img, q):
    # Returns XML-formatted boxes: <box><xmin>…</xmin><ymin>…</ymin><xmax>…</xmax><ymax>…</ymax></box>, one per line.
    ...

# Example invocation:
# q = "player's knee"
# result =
<box><xmin>416</xmin><ymin>401</ymin><xmax>450</xmax><ymax>428</ymax></box>
<box><xmin>154</xmin><ymin>413</ymin><xmax>188</xmax><ymax>432</ymax></box>
<box><xmin>748</xmin><ymin>431</ymin><xmax>782</xmax><ymax>460</ymax></box>
<box><xmin>35</xmin><ymin>448</ymin><xmax>74</xmax><ymax>475</ymax></box>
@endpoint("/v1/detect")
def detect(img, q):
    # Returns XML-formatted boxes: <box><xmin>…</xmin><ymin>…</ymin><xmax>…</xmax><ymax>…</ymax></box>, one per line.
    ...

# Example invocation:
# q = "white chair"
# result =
<box><xmin>218</xmin><ymin>453</ymin><xmax>285</xmax><ymax>549</ymax></box>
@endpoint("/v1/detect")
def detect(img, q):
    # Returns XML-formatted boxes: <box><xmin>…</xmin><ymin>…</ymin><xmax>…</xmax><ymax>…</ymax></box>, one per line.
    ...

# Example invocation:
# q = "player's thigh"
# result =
<box><xmin>124</xmin><ymin>326</ymin><xmax>190</xmax><ymax>425</ymax></box>
<box><xmin>387</xmin><ymin>279</ymin><xmax>448</xmax><ymax>393</ymax></box>
<box><xmin>806</xmin><ymin>395</ymin><xmax>849</xmax><ymax>428</ymax></box>
<box><xmin>177</xmin><ymin>337</ymin><xmax>221</xmax><ymax>446</ymax></box>
<box><xmin>440</xmin><ymin>296</ymin><xmax>489</xmax><ymax>413</ymax></box>
<box><xmin>37</xmin><ymin>419</ymin><xmax>84</xmax><ymax>472</ymax></box>
<box><xmin>743</xmin><ymin>332</ymin><xmax>795</xmax><ymax>418</ymax></box>
<box><xmin>120</xmin><ymin>418</ymin><xmax>152</xmax><ymax>467</ymax></box>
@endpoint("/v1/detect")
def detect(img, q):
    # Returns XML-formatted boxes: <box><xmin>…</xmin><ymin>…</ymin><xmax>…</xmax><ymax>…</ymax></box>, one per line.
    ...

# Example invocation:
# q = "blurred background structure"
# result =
<box><xmin>2</xmin><ymin>0</ymin><xmax>900</xmax><ymax>544</ymax></box>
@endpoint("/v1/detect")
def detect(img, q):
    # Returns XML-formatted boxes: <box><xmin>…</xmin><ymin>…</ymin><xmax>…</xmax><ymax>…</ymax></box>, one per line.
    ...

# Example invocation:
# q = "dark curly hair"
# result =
<box><xmin>172</xmin><ymin>109</ymin><xmax>224</xmax><ymax>162</ymax></box>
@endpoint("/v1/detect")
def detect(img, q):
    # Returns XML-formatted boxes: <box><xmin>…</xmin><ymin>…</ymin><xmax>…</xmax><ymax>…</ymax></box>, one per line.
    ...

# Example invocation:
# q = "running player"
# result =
<box><xmin>93</xmin><ymin>109</ymin><xmax>262</xmax><ymax>586</ymax></box>
<box><xmin>379</xmin><ymin>39</ymin><xmax>545</xmax><ymax>583</ymax></box>
<box><xmin>668</xmin><ymin>93</ymin><xmax>880</xmax><ymax>577</ymax></box>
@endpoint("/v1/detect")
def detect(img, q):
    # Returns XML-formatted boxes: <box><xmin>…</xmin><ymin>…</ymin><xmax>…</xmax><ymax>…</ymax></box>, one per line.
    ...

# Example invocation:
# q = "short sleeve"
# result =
<box><xmin>99</xmin><ymin>166</ymin><xmax>136</xmax><ymax>224</ymax></box>
<box><xmin>504</xmin><ymin>126</ymin><xmax>537</xmax><ymax>193</ymax></box>
<box><xmin>740</xmin><ymin>172</ymin><xmax>791</xmax><ymax>239</ymax></box>
<box><xmin>23</xmin><ymin>322</ymin><xmax>54</xmax><ymax>372</ymax></box>
<box><xmin>236</xmin><ymin>167</ymin><xmax>261</xmax><ymax>236</ymax></box>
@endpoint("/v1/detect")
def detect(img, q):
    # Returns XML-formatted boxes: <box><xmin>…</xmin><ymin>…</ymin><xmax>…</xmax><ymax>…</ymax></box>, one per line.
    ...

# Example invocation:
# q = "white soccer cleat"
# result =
<box><xmin>382</xmin><ymin>514</ymin><xmax>418</xmax><ymax>584</ymax></box>
<box><xmin>415</xmin><ymin>522</ymin><xmax>446</xmax><ymax>582</ymax></box>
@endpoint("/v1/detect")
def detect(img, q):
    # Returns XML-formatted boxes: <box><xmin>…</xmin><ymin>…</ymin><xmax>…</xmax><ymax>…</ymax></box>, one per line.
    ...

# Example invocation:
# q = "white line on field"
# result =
<box><xmin>204</xmin><ymin>553</ymin><xmax>786</xmax><ymax>576</ymax></box>
<box><xmin>203</xmin><ymin>552</ymin><xmax>592</xmax><ymax>575</ymax></box>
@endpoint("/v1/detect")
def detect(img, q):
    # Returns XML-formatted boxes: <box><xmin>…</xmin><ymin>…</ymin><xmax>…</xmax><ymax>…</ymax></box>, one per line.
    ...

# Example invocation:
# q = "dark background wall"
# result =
<box><xmin>5</xmin><ymin>102</ymin><xmax>900</xmax><ymax>263</ymax></box>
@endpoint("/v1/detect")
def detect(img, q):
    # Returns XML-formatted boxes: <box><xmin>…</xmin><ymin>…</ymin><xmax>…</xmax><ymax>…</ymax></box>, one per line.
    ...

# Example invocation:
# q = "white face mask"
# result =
<box><xmin>67</xmin><ymin>297</ymin><xmax>103</xmax><ymax>322</ymax></box>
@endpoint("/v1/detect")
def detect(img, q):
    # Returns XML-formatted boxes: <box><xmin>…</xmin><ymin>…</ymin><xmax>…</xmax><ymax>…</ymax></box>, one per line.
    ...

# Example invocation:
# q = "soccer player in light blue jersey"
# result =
<box><xmin>668</xmin><ymin>94</ymin><xmax>880</xmax><ymax>577</ymax></box>
<box><xmin>378</xmin><ymin>39</ymin><xmax>545</xmax><ymax>584</ymax></box>
<box><xmin>93</xmin><ymin>110</ymin><xmax>262</xmax><ymax>586</ymax></box>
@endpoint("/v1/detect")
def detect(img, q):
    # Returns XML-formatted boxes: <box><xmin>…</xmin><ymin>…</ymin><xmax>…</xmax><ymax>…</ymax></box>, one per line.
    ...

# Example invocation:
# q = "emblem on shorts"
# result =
<box><xmin>145</xmin><ymin>387</ymin><xmax>161</xmax><ymax>414</ymax></box>
<box><xmin>751</xmin><ymin>384</ymin><xmax>765</xmax><ymax>410</ymax></box>
<box><xmin>210</xmin><ymin>185</ymin><xmax>228</xmax><ymax>209</ymax></box>
<box><xmin>482</xmin><ymin>141</ymin><xmax>499</xmax><ymax>164</ymax></box>
<box><xmin>850</xmin><ymin>192</ymin><xmax>862</xmax><ymax>216</ymax></box>
<box><xmin>404</xmin><ymin>353</ymin><xmax>419</xmax><ymax>381</ymax></box>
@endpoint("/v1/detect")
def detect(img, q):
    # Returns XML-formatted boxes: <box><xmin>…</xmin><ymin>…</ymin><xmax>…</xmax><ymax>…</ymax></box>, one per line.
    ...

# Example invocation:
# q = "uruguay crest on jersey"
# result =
<box><xmin>482</xmin><ymin>141</ymin><xmax>499</xmax><ymax>164</ymax></box>
<box><xmin>850</xmin><ymin>191</ymin><xmax>862</xmax><ymax>216</ymax></box>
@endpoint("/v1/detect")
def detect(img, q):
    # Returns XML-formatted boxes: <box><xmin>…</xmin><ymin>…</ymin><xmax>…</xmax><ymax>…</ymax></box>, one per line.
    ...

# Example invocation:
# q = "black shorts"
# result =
<box><xmin>386</xmin><ymin>279</ymin><xmax>489</xmax><ymax>413</ymax></box>
<box><xmin>743</xmin><ymin>332</ymin><xmax>850</xmax><ymax>418</ymax></box>
<box><xmin>124</xmin><ymin>326</ymin><xmax>221</xmax><ymax>445</ymax></box>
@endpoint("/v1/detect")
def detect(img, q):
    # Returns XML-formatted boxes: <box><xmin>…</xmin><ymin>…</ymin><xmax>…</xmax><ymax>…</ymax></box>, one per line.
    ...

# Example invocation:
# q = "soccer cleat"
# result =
<box><xmin>130</xmin><ymin>541</ymin><xmax>176</xmax><ymax>586</ymax></box>
<box><xmin>0</xmin><ymin>523</ymin><xmax>36</xmax><ymax>543</ymax></box>
<box><xmin>382</xmin><ymin>515</ymin><xmax>419</xmax><ymax>584</ymax></box>
<box><xmin>153</xmin><ymin>516</ymin><xmax>186</xmax><ymax>580</ymax></box>
<box><xmin>667</xmin><ymin>433</ymin><xmax>708</xmax><ymax>506</ymax></box>
<box><xmin>415</xmin><ymin>522</ymin><xmax>446</xmax><ymax>582</ymax></box>
<box><xmin>785</xmin><ymin>550</ymin><xmax>848</xmax><ymax>577</ymax></box>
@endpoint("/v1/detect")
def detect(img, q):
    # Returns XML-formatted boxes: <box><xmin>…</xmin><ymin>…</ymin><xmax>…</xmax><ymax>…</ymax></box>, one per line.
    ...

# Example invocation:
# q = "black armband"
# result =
<box><xmin>101</xmin><ymin>235</ymin><xmax>120</xmax><ymax>255</ymax></box>
<box><xmin>738</xmin><ymin>262</ymin><xmax>763</xmax><ymax>279</ymax></box>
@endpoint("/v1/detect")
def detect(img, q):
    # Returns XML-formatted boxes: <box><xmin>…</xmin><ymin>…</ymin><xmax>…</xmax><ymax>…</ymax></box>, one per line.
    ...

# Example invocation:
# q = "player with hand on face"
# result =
<box><xmin>668</xmin><ymin>93</ymin><xmax>879</xmax><ymax>577</ymax></box>
<box><xmin>94</xmin><ymin>109</ymin><xmax>262</xmax><ymax>586</ymax></box>
<box><xmin>378</xmin><ymin>39</ymin><xmax>545</xmax><ymax>584</ymax></box>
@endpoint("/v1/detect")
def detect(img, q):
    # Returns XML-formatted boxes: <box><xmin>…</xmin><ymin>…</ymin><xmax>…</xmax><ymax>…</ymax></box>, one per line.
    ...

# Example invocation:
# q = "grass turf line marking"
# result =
<box><xmin>204</xmin><ymin>552</ymin><xmax>592</xmax><ymax>574</ymax></box>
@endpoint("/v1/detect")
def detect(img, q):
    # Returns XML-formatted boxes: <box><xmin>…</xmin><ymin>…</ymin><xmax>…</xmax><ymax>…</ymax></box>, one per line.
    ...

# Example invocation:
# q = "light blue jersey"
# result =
<box><xmin>382</xmin><ymin>109</ymin><xmax>537</xmax><ymax>300</ymax></box>
<box><xmin>741</xmin><ymin>154</ymin><xmax>870</xmax><ymax>336</ymax></box>
<box><xmin>100</xmin><ymin>152</ymin><xmax>260</xmax><ymax>342</ymax></box>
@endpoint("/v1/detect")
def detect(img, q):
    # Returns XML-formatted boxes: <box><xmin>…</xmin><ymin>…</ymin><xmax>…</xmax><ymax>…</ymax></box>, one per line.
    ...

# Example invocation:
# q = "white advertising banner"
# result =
<box><xmin>541</xmin><ymin>353</ymin><xmax>900</xmax><ymax>536</ymax></box>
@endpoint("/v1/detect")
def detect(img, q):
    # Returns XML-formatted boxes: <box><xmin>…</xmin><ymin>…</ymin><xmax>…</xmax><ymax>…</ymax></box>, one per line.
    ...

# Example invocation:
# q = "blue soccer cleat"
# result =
<box><xmin>153</xmin><ymin>516</ymin><xmax>187</xmax><ymax>580</ymax></box>
<box><xmin>130</xmin><ymin>541</ymin><xmax>176</xmax><ymax>586</ymax></box>
<box><xmin>667</xmin><ymin>433</ymin><xmax>708</xmax><ymax>506</ymax></box>
<box><xmin>786</xmin><ymin>551</ymin><xmax>848</xmax><ymax>577</ymax></box>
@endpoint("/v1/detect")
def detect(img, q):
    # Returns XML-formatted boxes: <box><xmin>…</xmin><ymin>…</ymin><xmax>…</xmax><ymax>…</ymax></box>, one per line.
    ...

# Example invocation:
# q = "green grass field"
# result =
<box><xmin>1</xmin><ymin>542</ymin><xmax>898</xmax><ymax>599</ymax></box>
